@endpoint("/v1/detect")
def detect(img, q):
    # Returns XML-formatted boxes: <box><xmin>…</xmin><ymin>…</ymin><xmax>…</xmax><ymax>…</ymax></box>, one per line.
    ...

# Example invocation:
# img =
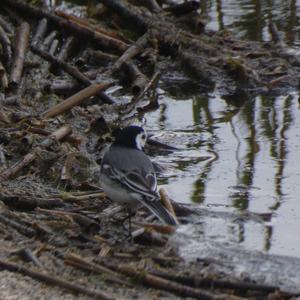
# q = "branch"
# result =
<box><xmin>43</xmin><ymin>82</ymin><xmax>113</xmax><ymax>118</ymax></box>
<box><xmin>0</xmin><ymin>259</ymin><xmax>116</xmax><ymax>300</ymax></box>
<box><xmin>9</xmin><ymin>22</ymin><xmax>30</xmax><ymax>88</ymax></box>
<box><xmin>97</xmin><ymin>261</ymin><xmax>224</xmax><ymax>300</ymax></box>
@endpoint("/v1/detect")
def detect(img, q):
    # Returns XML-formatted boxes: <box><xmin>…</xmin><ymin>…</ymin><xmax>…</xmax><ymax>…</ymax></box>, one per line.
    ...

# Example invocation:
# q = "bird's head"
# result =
<box><xmin>114</xmin><ymin>126</ymin><xmax>147</xmax><ymax>150</ymax></box>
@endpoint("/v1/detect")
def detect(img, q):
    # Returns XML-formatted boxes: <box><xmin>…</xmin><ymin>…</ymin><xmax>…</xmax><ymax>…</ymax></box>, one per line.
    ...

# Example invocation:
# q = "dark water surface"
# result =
<box><xmin>148</xmin><ymin>1</ymin><xmax>300</xmax><ymax>258</ymax></box>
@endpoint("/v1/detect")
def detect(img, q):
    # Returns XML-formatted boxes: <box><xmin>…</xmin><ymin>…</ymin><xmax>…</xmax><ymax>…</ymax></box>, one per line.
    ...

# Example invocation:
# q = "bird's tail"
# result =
<box><xmin>140</xmin><ymin>197</ymin><xmax>179</xmax><ymax>226</ymax></box>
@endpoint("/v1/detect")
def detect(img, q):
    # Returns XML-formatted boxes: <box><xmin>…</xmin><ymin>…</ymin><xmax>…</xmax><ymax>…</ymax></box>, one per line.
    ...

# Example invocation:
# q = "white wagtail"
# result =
<box><xmin>100</xmin><ymin>125</ymin><xmax>178</xmax><ymax>226</ymax></box>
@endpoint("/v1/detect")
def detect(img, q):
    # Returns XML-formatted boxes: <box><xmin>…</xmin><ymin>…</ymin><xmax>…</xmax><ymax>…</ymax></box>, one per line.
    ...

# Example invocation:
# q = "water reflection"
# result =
<box><xmin>202</xmin><ymin>0</ymin><xmax>300</xmax><ymax>45</ymax></box>
<box><xmin>148</xmin><ymin>89</ymin><xmax>300</xmax><ymax>256</ymax></box>
<box><xmin>147</xmin><ymin>0</ymin><xmax>300</xmax><ymax>258</ymax></box>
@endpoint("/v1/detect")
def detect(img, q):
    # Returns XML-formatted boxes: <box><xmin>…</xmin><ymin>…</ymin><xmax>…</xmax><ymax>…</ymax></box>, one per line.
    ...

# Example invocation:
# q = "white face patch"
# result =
<box><xmin>135</xmin><ymin>130</ymin><xmax>147</xmax><ymax>150</ymax></box>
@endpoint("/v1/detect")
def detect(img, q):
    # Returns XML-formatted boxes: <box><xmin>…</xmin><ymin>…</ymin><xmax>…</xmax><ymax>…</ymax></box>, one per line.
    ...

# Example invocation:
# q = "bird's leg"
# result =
<box><xmin>121</xmin><ymin>208</ymin><xmax>135</xmax><ymax>238</ymax></box>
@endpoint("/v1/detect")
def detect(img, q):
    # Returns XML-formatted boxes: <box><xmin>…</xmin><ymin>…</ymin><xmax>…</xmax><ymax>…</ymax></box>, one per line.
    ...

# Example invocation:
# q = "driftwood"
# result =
<box><xmin>0</xmin><ymin>152</ymin><xmax>36</xmax><ymax>180</ymax></box>
<box><xmin>1</xmin><ymin>0</ymin><xmax>298</xmax><ymax>96</ymax></box>
<box><xmin>57</xmin><ymin>36</ymin><xmax>75</xmax><ymax>61</ymax></box>
<box><xmin>98</xmin><ymin>0</ymin><xmax>148</xmax><ymax>34</ymax></box>
<box><xmin>44</xmin><ymin>80</ymin><xmax>79</xmax><ymax>95</ymax></box>
<box><xmin>31</xmin><ymin>45</ymin><xmax>89</xmax><ymax>85</ymax></box>
<box><xmin>0</xmin><ymin>125</ymin><xmax>72</xmax><ymax>180</ymax></box>
<box><xmin>43</xmin><ymin>83</ymin><xmax>113</xmax><ymax>118</ymax></box>
<box><xmin>32</xmin><ymin>18</ymin><xmax>47</xmax><ymax>46</ymax></box>
<box><xmin>0</xmin><ymin>1</ymin><xmax>299</xmax><ymax>299</ymax></box>
<box><xmin>0</xmin><ymin>194</ymin><xmax>66</xmax><ymax>210</ymax></box>
<box><xmin>0</xmin><ymin>61</ymin><xmax>8</xmax><ymax>89</ymax></box>
<box><xmin>96</xmin><ymin>260</ymin><xmax>229</xmax><ymax>300</ymax></box>
<box><xmin>0</xmin><ymin>15</ymin><xmax>14</xmax><ymax>34</ymax></box>
<box><xmin>42</xmin><ymin>31</ymin><xmax>57</xmax><ymax>50</ymax></box>
<box><xmin>0</xmin><ymin>213</ymin><xmax>36</xmax><ymax>238</ymax></box>
<box><xmin>85</xmin><ymin>49</ymin><xmax>118</xmax><ymax>65</ymax></box>
<box><xmin>14</xmin><ymin>248</ymin><xmax>45</xmax><ymax>269</ymax></box>
<box><xmin>122</xmin><ymin>61</ymin><xmax>148</xmax><ymax>96</ymax></box>
<box><xmin>26</xmin><ymin>126</ymin><xmax>82</xmax><ymax>149</ymax></box>
<box><xmin>140</xmin><ymin>0</ymin><xmax>162</xmax><ymax>13</ymax></box>
<box><xmin>112</xmin><ymin>33</ymin><xmax>149</xmax><ymax>73</ymax></box>
<box><xmin>159</xmin><ymin>188</ymin><xmax>179</xmax><ymax>224</ymax></box>
<box><xmin>0</xmin><ymin>24</ymin><xmax>12</xmax><ymax>69</ymax></box>
<box><xmin>9</xmin><ymin>22</ymin><xmax>30</xmax><ymax>88</ymax></box>
<box><xmin>133</xmin><ymin>221</ymin><xmax>176</xmax><ymax>235</ymax></box>
<box><xmin>164</xmin><ymin>1</ymin><xmax>200</xmax><ymax>16</ymax></box>
<box><xmin>30</xmin><ymin>45</ymin><xmax>114</xmax><ymax>104</ymax></box>
<box><xmin>64</xmin><ymin>253</ymin><xmax>128</xmax><ymax>286</ymax></box>
<box><xmin>0</xmin><ymin>259</ymin><xmax>116</xmax><ymax>300</ymax></box>
<box><xmin>1</xmin><ymin>0</ymin><xmax>129</xmax><ymax>52</ymax></box>
<box><xmin>150</xmin><ymin>270</ymin><xmax>278</xmax><ymax>294</ymax></box>
<box><xmin>36</xmin><ymin>207</ymin><xmax>100</xmax><ymax>233</ymax></box>
<box><xmin>0</xmin><ymin>145</ymin><xmax>6</xmax><ymax>167</ymax></box>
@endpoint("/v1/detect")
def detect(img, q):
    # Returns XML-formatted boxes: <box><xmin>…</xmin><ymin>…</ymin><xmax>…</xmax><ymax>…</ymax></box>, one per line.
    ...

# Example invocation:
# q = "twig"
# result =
<box><xmin>0</xmin><ymin>214</ymin><xmax>36</xmax><ymax>238</ymax></box>
<box><xmin>48</xmin><ymin>39</ymin><xmax>59</xmax><ymax>55</ymax></box>
<box><xmin>133</xmin><ymin>221</ymin><xmax>176</xmax><ymax>234</ymax></box>
<box><xmin>57</xmin><ymin>36</ymin><xmax>75</xmax><ymax>61</ymax></box>
<box><xmin>0</xmin><ymin>15</ymin><xmax>14</xmax><ymax>34</ymax></box>
<box><xmin>31</xmin><ymin>44</ymin><xmax>90</xmax><ymax>86</ymax></box>
<box><xmin>149</xmin><ymin>270</ymin><xmax>279</xmax><ymax>294</ymax></box>
<box><xmin>14</xmin><ymin>248</ymin><xmax>45</xmax><ymax>269</ymax></box>
<box><xmin>97</xmin><ymin>260</ymin><xmax>224</xmax><ymax>300</ymax></box>
<box><xmin>267</xmin><ymin>75</ymin><xmax>290</xmax><ymax>90</ymax></box>
<box><xmin>1</xmin><ymin>0</ymin><xmax>128</xmax><ymax>52</ymax></box>
<box><xmin>0</xmin><ymin>125</ymin><xmax>72</xmax><ymax>180</ymax></box>
<box><xmin>0</xmin><ymin>24</ymin><xmax>12</xmax><ymax>69</ymax></box>
<box><xmin>0</xmin><ymin>152</ymin><xmax>36</xmax><ymax>180</ymax></box>
<box><xmin>59</xmin><ymin>192</ymin><xmax>106</xmax><ymax>202</ymax></box>
<box><xmin>56</xmin><ymin>10</ymin><xmax>129</xmax><ymax>52</ymax></box>
<box><xmin>132</xmin><ymin>71</ymin><xmax>160</xmax><ymax>102</ymax></box>
<box><xmin>158</xmin><ymin>188</ymin><xmax>179</xmax><ymax>225</ymax></box>
<box><xmin>64</xmin><ymin>253</ymin><xmax>128</xmax><ymax>286</ymax></box>
<box><xmin>99</xmin><ymin>0</ymin><xmax>148</xmax><ymax>34</ymax></box>
<box><xmin>45</xmin><ymin>79</ymin><xmax>78</xmax><ymax>95</ymax></box>
<box><xmin>31</xmin><ymin>45</ymin><xmax>114</xmax><ymax>104</ymax></box>
<box><xmin>10</xmin><ymin>22</ymin><xmax>30</xmax><ymax>88</ymax></box>
<box><xmin>0</xmin><ymin>194</ymin><xmax>66</xmax><ymax>210</ymax></box>
<box><xmin>86</xmin><ymin>49</ymin><xmax>118</xmax><ymax>65</ymax></box>
<box><xmin>131</xmin><ymin>227</ymin><xmax>168</xmax><ymax>246</ymax></box>
<box><xmin>43</xmin><ymin>83</ymin><xmax>112</xmax><ymax>118</ymax></box>
<box><xmin>0</xmin><ymin>259</ymin><xmax>116</xmax><ymax>300</ymax></box>
<box><xmin>42</xmin><ymin>31</ymin><xmax>57</xmax><ymax>50</ymax></box>
<box><xmin>0</xmin><ymin>145</ymin><xmax>7</xmax><ymax>167</ymax></box>
<box><xmin>122</xmin><ymin>62</ymin><xmax>148</xmax><ymax>96</ymax></box>
<box><xmin>112</xmin><ymin>33</ymin><xmax>149</xmax><ymax>73</ymax></box>
<box><xmin>26</xmin><ymin>126</ymin><xmax>82</xmax><ymax>148</ymax></box>
<box><xmin>32</xmin><ymin>18</ymin><xmax>48</xmax><ymax>46</ymax></box>
<box><xmin>0</xmin><ymin>61</ymin><xmax>8</xmax><ymax>89</ymax></box>
<box><xmin>36</xmin><ymin>208</ymin><xmax>100</xmax><ymax>233</ymax></box>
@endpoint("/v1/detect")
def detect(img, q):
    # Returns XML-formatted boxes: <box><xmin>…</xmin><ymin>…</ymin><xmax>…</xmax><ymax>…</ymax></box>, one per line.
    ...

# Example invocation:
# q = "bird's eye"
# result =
<box><xmin>141</xmin><ymin>134</ymin><xmax>146</xmax><ymax>140</ymax></box>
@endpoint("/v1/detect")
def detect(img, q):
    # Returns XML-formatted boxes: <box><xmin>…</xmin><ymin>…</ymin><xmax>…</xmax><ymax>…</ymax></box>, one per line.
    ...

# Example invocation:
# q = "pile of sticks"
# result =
<box><xmin>0</xmin><ymin>0</ymin><xmax>299</xmax><ymax>299</ymax></box>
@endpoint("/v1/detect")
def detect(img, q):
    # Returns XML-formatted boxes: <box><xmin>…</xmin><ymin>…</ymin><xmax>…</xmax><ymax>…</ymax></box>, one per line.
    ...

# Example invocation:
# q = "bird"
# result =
<box><xmin>100</xmin><ymin>125</ymin><xmax>178</xmax><ymax>226</ymax></box>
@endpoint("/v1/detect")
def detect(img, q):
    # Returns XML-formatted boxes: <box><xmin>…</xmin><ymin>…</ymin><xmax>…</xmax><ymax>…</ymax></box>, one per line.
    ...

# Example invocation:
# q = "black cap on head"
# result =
<box><xmin>113</xmin><ymin>126</ymin><xmax>145</xmax><ymax>149</ymax></box>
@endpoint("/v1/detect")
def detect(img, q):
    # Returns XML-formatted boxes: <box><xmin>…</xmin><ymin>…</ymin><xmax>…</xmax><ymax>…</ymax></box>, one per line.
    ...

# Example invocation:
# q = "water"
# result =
<box><xmin>202</xmin><ymin>0</ymin><xmax>300</xmax><ymax>45</ymax></box>
<box><xmin>147</xmin><ymin>1</ymin><xmax>300</xmax><ymax>258</ymax></box>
